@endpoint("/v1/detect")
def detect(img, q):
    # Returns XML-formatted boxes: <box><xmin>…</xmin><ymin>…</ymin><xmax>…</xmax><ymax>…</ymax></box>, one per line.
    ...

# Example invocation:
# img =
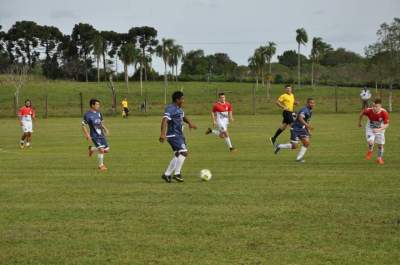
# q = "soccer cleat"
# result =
<box><xmin>161</xmin><ymin>174</ymin><xmax>172</xmax><ymax>183</ymax></box>
<box><xmin>274</xmin><ymin>145</ymin><xmax>281</xmax><ymax>154</ymax></box>
<box><xmin>19</xmin><ymin>142</ymin><xmax>25</xmax><ymax>149</ymax></box>
<box><xmin>269</xmin><ymin>137</ymin><xmax>276</xmax><ymax>146</ymax></box>
<box><xmin>296</xmin><ymin>159</ymin><xmax>306</xmax><ymax>163</ymax></box>
<box><xmin>376</xmin><ymin>158</ymin><xmax>385</xmax><ymax>165</ymax></box>
<box><xmin>88</xmin><ymin>146</ymin><xmax>94</xmax><ymax>157</ymax></box>
<box><xmin>173</xmin><ymin>174</ymin><xmax>184</xmax><ymax>182</ymax></box>
<box><xmin>98</xmin><ymin>164</ymin><xmax>108</xmax><ymax>171</ymax></box>
<box><xmin>365</xmin><ymin>150</ymin><xmax>373</xmax><ymax>160</ymax></box>
<box><xmin>229</xmin><ymin>147</ymin><xmax>237</xmax><ymax>152</ymax></box>
<box><xmin>205</xmin><ymin>128</ymin><xmax>212</xmax><ymax>135</ymax></box>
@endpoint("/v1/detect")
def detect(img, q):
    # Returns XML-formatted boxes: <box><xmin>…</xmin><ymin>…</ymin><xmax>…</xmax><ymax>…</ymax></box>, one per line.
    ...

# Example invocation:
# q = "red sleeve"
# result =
<box><xmin>18</xmin><ymin>107</ymin><xmax>23</xmax><ymax>117</ymax></box>
<box><xmin>362</xmin><ymin>108</ymin><xmax>370</xmax><ymax>116</ymax></box>
<box><xmin>212</xmin><ymin>103</ymin><xmax>217</xmax><ymax>113</ymax></box>
<box><xmin>383</xmin><ymin>111</ymin><xmax>389</xmax><ymax>124</ymax></box>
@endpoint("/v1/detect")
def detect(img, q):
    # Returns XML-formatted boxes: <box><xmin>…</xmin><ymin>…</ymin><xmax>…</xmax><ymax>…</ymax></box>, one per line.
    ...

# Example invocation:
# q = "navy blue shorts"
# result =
<box><xmin>92</xmin><ymin>137</ymin><xmax>109</xmax><ymax>149</ymax></box>
<box><xmin>167</xmin><ymin>136</ymin><xmax>187</xmax><ymax>152</ymax></box>
<box><xmin>290</xmin><ymin>128</ymin><xmax>309</xmax><ymax>143</ymax></box>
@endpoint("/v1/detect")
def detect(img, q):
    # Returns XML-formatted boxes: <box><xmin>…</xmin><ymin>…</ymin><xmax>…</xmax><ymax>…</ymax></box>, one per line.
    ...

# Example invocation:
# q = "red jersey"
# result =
<box><xmin>212</xmin><ymin>102</ymin><xmax>232</xmax><ymax>123</ymax></box>
<box><xmin>18</xmin><ymin>106</ymin><xmax>35</xmax><ymax>122</ymax></box>
<box><xmin>363</xmin><ymin>108</ymin><xmax>389</xmax><ymax>129</ymax></box>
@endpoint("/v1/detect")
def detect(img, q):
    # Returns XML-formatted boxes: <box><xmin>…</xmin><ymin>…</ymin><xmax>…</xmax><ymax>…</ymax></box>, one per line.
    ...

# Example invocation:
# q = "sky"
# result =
<box><xmin>0</xmin><ymin>0</ymin><xmax>399</xmax><ymax>73</ymax></box>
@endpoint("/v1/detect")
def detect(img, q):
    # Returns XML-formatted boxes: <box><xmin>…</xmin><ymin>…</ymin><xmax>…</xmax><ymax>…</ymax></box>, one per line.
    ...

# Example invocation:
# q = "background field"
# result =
<box><xmin>0</xmin><ymin>113</ymin><xmax>399</xmax><ymax>264</ymax></box>
<box><xmin>1</xmin><ymin>77</ymin><xmax>399</xmax><ymax>117</ymax></box>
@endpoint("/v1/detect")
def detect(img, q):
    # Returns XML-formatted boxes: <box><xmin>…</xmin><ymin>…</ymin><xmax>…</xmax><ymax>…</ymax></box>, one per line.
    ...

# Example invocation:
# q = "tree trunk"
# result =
<box><xmin>164</xmin><ymin>62</ymin><xmax>168</xmax><ymax>104</ymax></box>
<box><xmin>267</xmin><ymin>61</ymin><xmax>272</xmax><ymax>98</ymax></box>
<box><xmin>388</xmin><ymin>82</ymin><xmax>393</xmax><ymax>112</ymax></box>
<box><xmin>124</xmin><ymin>63</ymin><xmax>129</xmax><ymax>93</ymax></box>
<box><xmin>97</xmin><ymin>56</ymin><xmax>100</xmax><ymax>83</ymax></box>
<box><xmin>176</xmin><ymin>64</ymin><xmax>178</xmax><ymax>82</ymax></box>
<box><xmin>297</xmin><ymin>43</ymin><xmax>301</xmax><ymax>88</ymax></box>
<box><xmin>140</xmin><ymin>63</ymin><xmax>143</xmax><ymax>96</ymax></box>
<box><xmin>261</xmin><ymin>68</ymin><xmax>265</xmax><ymax>87</ymax></box>
<box><xmin>311</xmin><ymin>60</ymin><xmax>314</xmax><ymax>89</ymax></box>
<box><xmin>103</xmin><ymin>50</ymin><xmax>107</xmax><ymax>81</ymax></box>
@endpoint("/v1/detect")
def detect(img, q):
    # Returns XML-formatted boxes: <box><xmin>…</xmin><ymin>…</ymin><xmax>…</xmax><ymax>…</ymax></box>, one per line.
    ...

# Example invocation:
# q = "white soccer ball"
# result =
<box><xmin>199</xmin><ymin>169</ymin><xmax>212</xmax><ymax>181</ymax></box>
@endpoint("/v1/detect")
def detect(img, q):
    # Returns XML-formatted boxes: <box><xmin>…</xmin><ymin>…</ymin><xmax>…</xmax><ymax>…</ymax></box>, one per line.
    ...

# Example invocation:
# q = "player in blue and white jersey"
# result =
<box><xmin>159</xmin><ymin>91</ymin><xmax>197</xmax><ymax>183</ymax></box>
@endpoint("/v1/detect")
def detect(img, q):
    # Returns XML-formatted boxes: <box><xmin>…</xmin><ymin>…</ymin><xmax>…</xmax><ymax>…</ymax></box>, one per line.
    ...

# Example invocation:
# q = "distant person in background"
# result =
<box><xmin>360</xmin><ymin>87</ymin><xmax>371</xmax><ymax>109</ymax></box>
<box><xmin>121</xmin><ymin>97</ymin><xmax>129</xmax><ymax>118</ymax></box>
<box><xmin>18</xmin><ymin>99</ymin><xmax>36</xmax><ymax>149</ymax></box>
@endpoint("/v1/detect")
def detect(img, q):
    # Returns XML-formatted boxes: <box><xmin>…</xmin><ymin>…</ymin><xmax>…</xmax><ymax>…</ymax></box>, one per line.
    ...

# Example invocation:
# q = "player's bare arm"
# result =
<box><xmin>159</xmin><ymin>117</ymin><xmax>168</xmax><ymax>143</ymax></box>
<box><xmin>211</xmin><ymin>111</ymin><xmax>217</xmax><ymax>127</ymax></box>
<box><xmin>276</xmin><ymin>100</ymin><xmax>287</xmax><ymax>110</ymax></box>
<box><xmin>101</xmin><ymin>123</ymin><xmax>109</xmax><ymax>136</ymax></box>
<box><xmin>373</xmin><ymin>123</ymin><xmax>389</xmax><ymax>133</ymax></box>
<box><xmin>298</xmin><ymin>114</ymin><xmax>312</xmax><ymax>130</ymax></box>
<box><xmin>82</xmin><ymin>124</ymin><xmax>91</xmax><ymax>140</ymax></box>
<box><xmin>229</xmin><ymin>111</ymin><xmax>234</xmax><ymax>122</ymax></box>
<box><xmin>183</xmin><ymin>116</ymin><xmax>197</xmax><ymax>130</ymax></box>
<box><xmin>358</xmin><ymin>110</ymin><xmax>364</xmax><ymax>127</ymax></box>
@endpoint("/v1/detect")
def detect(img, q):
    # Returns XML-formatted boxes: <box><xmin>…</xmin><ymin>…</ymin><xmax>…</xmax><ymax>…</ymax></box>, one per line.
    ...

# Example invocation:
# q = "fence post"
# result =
<box><xmin>334</xmin><ymin>86</ymin><xmax>338</xmax><ymax>113</ymax></box>
<box><xmin>252</xmin><ymin>85</ymin><xmax>256</xmax><ymax>115</ymax></box>
<box><xmin>79</xmin><ymin>92</ymin><xmax>83</xmax><ymax>116</ymax></box>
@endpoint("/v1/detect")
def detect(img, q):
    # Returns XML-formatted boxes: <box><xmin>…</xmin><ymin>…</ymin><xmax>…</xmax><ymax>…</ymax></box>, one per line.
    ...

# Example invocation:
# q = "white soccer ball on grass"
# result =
<box><xmin>199</xmin><ymin>169</ymin><xmax>212</xmax><ymax>181</ymax></box>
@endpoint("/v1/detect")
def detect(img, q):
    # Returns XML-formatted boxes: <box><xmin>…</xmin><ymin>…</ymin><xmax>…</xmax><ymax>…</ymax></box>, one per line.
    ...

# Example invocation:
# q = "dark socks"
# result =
<box><xmin>272</xmin><ymin>128</ymin><xmax>284</xmax><ymax>140</ymax></box>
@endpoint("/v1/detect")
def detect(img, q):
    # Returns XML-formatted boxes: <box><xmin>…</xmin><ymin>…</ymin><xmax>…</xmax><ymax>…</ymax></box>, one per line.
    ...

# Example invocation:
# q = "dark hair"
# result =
<box><xmin>172</xmin><ymin>91</ymin><xmax>184</xmax><ymax>102</ymax></box>
<box><xmin>307</xmin><ymin>98</ymin><xmax>314</xmax><ymax>102</ymax></box>
<box><xmin>25</xmin><ymin>99</ymin><xmax>31</xmax><ymax>104</ymax></box>
<box><xmin>218</xmin><ymin>92</ymin><xmax>225</xmax><ymax>96</ymax></box>
<box><xmin>89</xmin><ymin>98</ymin><xmax>100</xmax><ymax>107</ymax></box>
<box><xmin>285</xmin><ymin>85</ymin><xmax>292</xmax><ymax>89</ymax></box>
<box><xmin>374</xmin><ymin>98</ymin><xmax>382</xmax><ymax>105</ymax></box>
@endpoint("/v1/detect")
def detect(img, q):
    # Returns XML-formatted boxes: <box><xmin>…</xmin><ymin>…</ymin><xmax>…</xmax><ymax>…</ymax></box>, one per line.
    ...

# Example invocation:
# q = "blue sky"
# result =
<box><xmin>0</xmin><ymin>0</ymin><xmax>399</xmax><ymax>73</ymax></box>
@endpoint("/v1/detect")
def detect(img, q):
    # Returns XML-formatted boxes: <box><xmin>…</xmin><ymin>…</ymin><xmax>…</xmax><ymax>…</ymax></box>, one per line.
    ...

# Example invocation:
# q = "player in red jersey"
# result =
<box><xmin>18</xmin><ymin>99</ymin><xmax>36</xmax><ymax>149</ymax></box>
<box><xmin>358</xmin><ymin>98</ymin><xmax>389</xmax><ymax>164</ymax></box>
<box><xmin>205</xmin><ymin>92</ymin><xmax>236</xmax><ymax>152</ymax></box>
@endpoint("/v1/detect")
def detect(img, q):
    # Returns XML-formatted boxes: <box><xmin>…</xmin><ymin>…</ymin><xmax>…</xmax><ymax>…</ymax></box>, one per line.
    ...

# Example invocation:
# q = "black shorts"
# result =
<box><xmin>123</xmin><ymin>107</ymin><xmax>129</xmax><ymax>113</ymax></box>
<box><xmin>282</xmin><ymin>110</ymin><xmax>294</xmax><ymax>124</ymax></box>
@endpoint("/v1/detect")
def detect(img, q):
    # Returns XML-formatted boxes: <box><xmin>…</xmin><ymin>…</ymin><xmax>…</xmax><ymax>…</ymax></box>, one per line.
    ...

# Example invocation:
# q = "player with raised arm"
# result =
<box><xmin>18</xmin><ymin>99</ymin><xmax>36</xmax><ymax>149</ymax></box>
<box><xmin>274</xmin><ymin>98</ymin><xmax>315</xmax><ymax>162</ymax></box>
<box><xmin>270</xmin><ymin>85</ymin><xmax>297</xmax><ymax>146</ymax></box>
<box><xmin>82</xmin><ymin>99</ymin><xmax>110</xmax><ymax>171</ymax></box>
<box><xmin>205</xmin><ymin>92</ymin><xmax>236</xmax><ymax>152</ymax></box>
<box><xmin>358</xmin><ymin>98</ymin><xmax>389</xmax><ymax>165</ymax></box>
<box><xmin>159</xmin><ymin>91</ymin><xmax>197</xmax><ymax>183</ymax></box>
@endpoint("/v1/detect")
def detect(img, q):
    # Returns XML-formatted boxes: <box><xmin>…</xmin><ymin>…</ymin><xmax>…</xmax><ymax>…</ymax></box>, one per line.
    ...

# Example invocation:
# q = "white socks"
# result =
<box><xmin>98</xmin><ymin>153</ymin><xmax>104</xmax><ymax>166</ymax></box>
<box><xmin>174</xmin><ymin>155</ymin><xmax>186</xmax><ymax>175</ymax></box>
<box><xmin>164</xmin><ymin>157</ymin><xmax>177</xmax><ymax>176</ymax></box>
<box><xmin>224</xmin><ymin>137</ymin><xmax>233</xmax><ymax>148</ymax></box>
<box><xmin>278</xmin><ymin>143</ymin><xmax>292</xmax><ymax>149</ymax></box>
<box><xmin>296</xmin><ymin>146</ymin><xmax>308</xmax><ymax>161</ymax></box>
<box><xmin>212</xmin><ymin>130</ymin><xmax>220</xmax><ymax>136</ymax></box>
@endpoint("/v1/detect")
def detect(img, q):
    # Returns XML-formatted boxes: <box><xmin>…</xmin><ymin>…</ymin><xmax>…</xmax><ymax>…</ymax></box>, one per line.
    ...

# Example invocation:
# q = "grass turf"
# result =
<box><xmin>0</xmin><ymin>113</ymin><xmax>399</xmax><ymax>264</ymax></box>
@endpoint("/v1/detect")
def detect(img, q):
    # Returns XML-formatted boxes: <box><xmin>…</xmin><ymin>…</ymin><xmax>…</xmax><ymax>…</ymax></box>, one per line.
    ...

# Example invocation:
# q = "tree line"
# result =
<box><xmin>0</xmin><ymin>18</ymin><xmax>399</xmax><ymax>89</ymax></box>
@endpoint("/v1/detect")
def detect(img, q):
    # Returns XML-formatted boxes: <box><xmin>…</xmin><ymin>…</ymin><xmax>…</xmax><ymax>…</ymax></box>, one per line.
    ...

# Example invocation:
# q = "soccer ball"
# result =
<box><xmin>199</xmin><ymin>169</ymin><xmax>212</xmax><ymax>181</ymax></box>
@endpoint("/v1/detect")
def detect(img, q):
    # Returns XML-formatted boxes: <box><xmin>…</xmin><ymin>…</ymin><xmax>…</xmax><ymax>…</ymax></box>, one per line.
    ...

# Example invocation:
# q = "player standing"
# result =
<box><xmin>121</xmin><ymin>97</ymin><xmax>129</xmax><ymax>118</ymax></box>
<box><xmin>205</xmin><ymin>92</ymin><xmax>236</xmax><ymax>152</ymax></box>
<box><xmin>270</xmin><ymin>85</ymin><xmax>297</xmax><ymax>145</ymax></box>
<box><xmin>358</xmin><ymin>99</ymin><xmax>389</xmax><ymax>164</ymax></box>
<box><xmin>274</xmin><ymin>98</ymin><xmax>316</xmax><ymax>162</ymax></box>
<box><xmin>18</xmin><ymin>99</ymin><xmax>36</xmax><ymax>149</ymax></box>
<box><xmin>82</xmin><ymin>99</ymin><xmax>110</xmax><ymax>171</ymax></box>
<box><xmin>159</xmin><ymin>91</ymin><xmax>197</xmax><ymax>183</ymax></box>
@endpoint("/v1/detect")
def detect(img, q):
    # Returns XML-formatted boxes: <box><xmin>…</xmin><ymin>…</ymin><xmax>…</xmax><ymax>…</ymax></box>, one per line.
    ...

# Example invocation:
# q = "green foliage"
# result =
<box><xmin>278</xmin><ymin>50</ymin><xmax>308</xmax><ymax>68</ymax></box>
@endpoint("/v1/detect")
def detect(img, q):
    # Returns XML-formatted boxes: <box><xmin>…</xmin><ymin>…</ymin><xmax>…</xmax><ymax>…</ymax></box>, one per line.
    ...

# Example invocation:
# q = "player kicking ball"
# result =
<box><xmin>160</xmin><ymin>91</ymin><xmax>197</xmax><ymax>183</ymax></box>
<box><xmin>205</xmin><ymin>92</ymin><xmax>236</xmax><ymax>152</ymax></box>
<box><xmin>82</xmin><ymin>99</ymin><xmax>110</xmax><ymax>171</ymax></box>
<box><xmin>358</xmin><ymin>98</ymin><xmax>389</xmax><ymax>165</ymax></box>
<box><xmin>18</xmin><ymin>99</ymin><xmax>36</xmax><ymax>149</ymax></box>
<box><xmin>274</xmin><ymin>98</ymin><xmax>315</xmax><ymax>162</ymax></box>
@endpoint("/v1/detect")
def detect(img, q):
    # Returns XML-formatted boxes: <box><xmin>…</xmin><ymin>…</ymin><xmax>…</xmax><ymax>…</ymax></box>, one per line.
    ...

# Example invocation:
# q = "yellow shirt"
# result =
<box><xmin>121</xmin><ymin>100</ymin><xmax>128</xmax><ymax>108</ymax></box>
<box><xmin>277</xmin><ymin>93</ymin><xmax>295</xmax><ymax>112</ymax></box>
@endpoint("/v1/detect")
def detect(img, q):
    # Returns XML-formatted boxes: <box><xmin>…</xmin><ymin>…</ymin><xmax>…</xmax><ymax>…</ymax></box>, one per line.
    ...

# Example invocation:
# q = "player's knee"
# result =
<box><xmin>291</xmin><ymin>143</ymin><xmax>298</xmax><ymax>149</ymax></box>
<box><xmin>99</xmin><ymin>148</ymin><xmax>105</xmax><ymax>154</ymax></box>
<box><xmin>179</xmin><ymin>151</ymin><xmax>188</xmax><ymax>157</ymax></box>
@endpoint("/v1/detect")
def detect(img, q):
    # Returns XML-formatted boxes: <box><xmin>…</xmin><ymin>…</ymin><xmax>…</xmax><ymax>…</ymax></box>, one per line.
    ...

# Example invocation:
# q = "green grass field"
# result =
<box><xmin>1</xmin><ymin>113</ymin><xmax>399</xmax><ymax>264</ymax></box>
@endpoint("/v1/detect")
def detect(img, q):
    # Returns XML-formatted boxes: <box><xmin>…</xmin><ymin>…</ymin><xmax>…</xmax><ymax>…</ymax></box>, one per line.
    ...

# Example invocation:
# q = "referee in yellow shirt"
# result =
<box><xmin>121</xmin><ymin>97</ymin><xmax>129</xmax><ymax>118</ymax></box>
<box><xmin>270</xmin><ymin>85</ymin><xmax>297</xmax><ymax>145</ymax></box>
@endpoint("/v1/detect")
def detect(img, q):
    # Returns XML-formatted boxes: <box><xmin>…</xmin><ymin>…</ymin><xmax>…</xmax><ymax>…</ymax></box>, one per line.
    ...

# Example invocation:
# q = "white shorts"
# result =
<box><xmin>21</xmin><ymin>121</ymin><xmax>33</xmax><ymax>133</ymax></box>
<box><xmin>365</xmin><ymin>127</ymin><xmax>385</xmax><ymax>145</ymax></box>
<box><xmin>216</xmin><ymin>121</ymin><xmax>229</xmax><ymax>132</ymax></box>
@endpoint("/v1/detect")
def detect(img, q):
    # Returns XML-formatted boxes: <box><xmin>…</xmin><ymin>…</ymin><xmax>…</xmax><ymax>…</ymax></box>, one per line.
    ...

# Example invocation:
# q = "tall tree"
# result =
<box><xmin>310</xmin><ymin>37</ymin><xmax>332</xmax><ymax>88</ymax></box>
<box><xmin>156</xmin><ymin>38</ymin><xmax>174</xmax><ymax>104</ymax></box>
<box><xmin>296</xmin><ymin>28</ymin><xmax>308</xmax><ymax>87</ymax></box>
<box><xmin>169</xmin><ymin>44</ymin><xmax>184</xmax><ymax>81</ymax></box>
<box><xmin>265</xmin><ymin>42</ymin><xmax>277</xmax><ymax>97</ymax></box>
<box><xmin>93</xmin><ymin>32</ymin><xmax>103</xmax><ymax>83</ymax></box>
<box><xmin>119</xmin><ymin>42</ymin><xmax>140</xmax><ymax>92</ymax></box>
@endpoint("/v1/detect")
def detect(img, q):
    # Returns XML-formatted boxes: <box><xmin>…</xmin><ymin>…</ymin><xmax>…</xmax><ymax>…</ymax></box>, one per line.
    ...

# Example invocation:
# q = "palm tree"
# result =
<box><xmin>296</xmin><ymin>28</ymin><xmax>308</xmax><ymax>88</ymax></box>
<box><xmin>248</xmin><ymin>49</ymin><xmax>264</xmax><ymax>90</ymax></box>
<box><xmin>156</xmin><ymin>38</ymin><xmax>175</xmax><ymax>104</ymax></box>
<box><xmin>93</xmin><ymin>33</ymin><xmax>103</xmax><ymax>83</ymax></box>
<box><xmin>119</xmin><ymin>43</ymin><xmax>140</xmax><ymax>93</ymax></box>
<box><xmin>255</xmin><ymin>46</ymin><xmax>267</xmax><ymax>88</ymax></box>
<box><xmin>310</xmin><ymin>37</ymin><xmax>331</xmax><ymax>88</ymax></box>
<box><xmin>265</xmin><ymin>42</ymin><xmax>277</xmax><ymax>98</ymax></box>
<box><xmin>169</xmin><ymin>44</ymin><xmax>184</xmax><ymax>82</ymax></box>
<box><xmin>248</xmin><ymin>56</ymin><xmax>259</xmax><ymax>89</ymax></box>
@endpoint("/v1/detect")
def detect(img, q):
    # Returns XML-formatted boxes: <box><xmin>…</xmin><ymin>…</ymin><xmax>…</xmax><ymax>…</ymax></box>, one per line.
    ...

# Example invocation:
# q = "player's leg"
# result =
<box><xmin>365</xmin><ymin>127</ymin><xmax>375</xmax><ymax>160</ymax></box>
<box><xmin>20</xmin><ymin>132</ymin><xmax>27</xmax><ymax>148</ymax></box>
<box><xmin>375</xmin><ymin>133</ymin><xmax>385</xmax><ymax>164</ymax></box>
<box><xmin>163</xmin><ymin>152</ymin><xmax>178</xmax><ymax>182</ymax></box>
<box><xmin>173</xmin><ymin>149</ymin><xmax>187</xmax><ymax>182</ymax></box>
<box><xmin>25</xmin><ymin>132</ymin><xmax>32</xmax><ymax>147</ymax></box>
<box><xmin>296</xmin><ymin>137</ymin><xmax>310</xmax><ymax>162</ymax></box>
<box><xmin>275</xmin><ymin>129</ymin><xmax>297</xmax><ymax>154</ymax></box>
<box><xmin>96</xmin><ymin>138</ymin><xmax>109</xmax><ymax>170</ymax></box>
<box><xmin>219</xmin><ymin>124</ymin><xmax>234</xmax><ymax>151</ymax></box>
<box><xmin>271</xmin><ymin>111</ymin><xmax>292</xmax><ymax>144</ymax></box>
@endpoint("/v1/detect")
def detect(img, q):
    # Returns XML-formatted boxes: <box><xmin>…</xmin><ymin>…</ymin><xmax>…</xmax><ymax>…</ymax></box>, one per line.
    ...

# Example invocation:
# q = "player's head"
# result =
<box><xmin>172</xmin><ymin>91</ymin><xmax>184</xmax><ymax>107</ymax></box>
<box><xmin>306</xmin><ymin>98</ymin><xmax>315</xmax><ymax>109</ymax></box>
<box><xmin>89</xmin><ymin>99</ymin><xmax>101</xmax><ymax>111</ymax></box>
<box><xmin>284</xmin><ymin>85</ymin><xmax>292</xmax><ymax>94</ymax></box>
<box><xmin>372</xmin><ymin>98</ymin><xmax>382</xmax><ymax>113</ymax></box>
<box><xmin>24</xmin><ymin>99</ymin><xmax>31</xmax><ymax>107</ymax></box>
<box><xmin>218</xmin><ymin>92</ymin><xmax>226</xmax><ymax>103</ymax></box>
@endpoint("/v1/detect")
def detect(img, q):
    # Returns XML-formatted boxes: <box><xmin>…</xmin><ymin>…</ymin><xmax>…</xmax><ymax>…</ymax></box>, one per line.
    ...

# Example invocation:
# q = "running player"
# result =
<box><xmin>270</xmin><ymin>85</ymin><xmax>297</xmax><ymax>145</ymax></box>
<box><xmin>18</xmin><ymin>99</ymin><xmax>36</xmax><ymax>149</ymax></box>
<box><xmin>159</xmin><ymin>91</ymin><xmax>197</xmax><ymax>183</ymax></box>
<box><xmin>205</xmin><ymin>92</ymin><xmax>236</xmax><ymax>152</ymax></box>
<box><xmin>82</xmin><ymin>99</ymin><xmax>110</xmax><ymax>171</ymax></box>
<box><xmin>274</xmin><ymin>98</ymin><xmax>315</xmax><ymax>162</ymax></box>
<box><xmin>358</xmin><ymin>98</ymin><xmax>389</xmax><ymax>164</ymax></box>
